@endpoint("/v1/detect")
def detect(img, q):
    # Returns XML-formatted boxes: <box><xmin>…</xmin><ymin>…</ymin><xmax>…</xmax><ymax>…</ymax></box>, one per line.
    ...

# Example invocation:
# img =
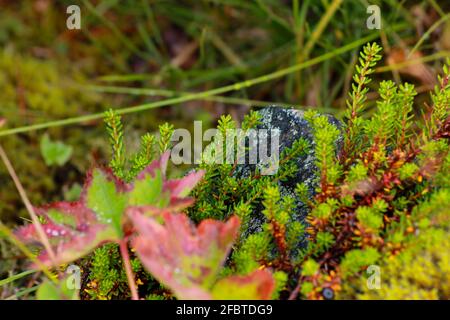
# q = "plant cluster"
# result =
<box><xmin>9</xmin><ymin>43</ymin><xmax>450</xmax><ymax>300</ymax></box>
<box><xmin>296</xmin><ymin>43</ymin><xmax>449</xmax><ymax>299</ymax></box>
<box><xmin>14</xmin><ymin>112</ymin><xmax>277</xmax><ymax>300</ymax></box>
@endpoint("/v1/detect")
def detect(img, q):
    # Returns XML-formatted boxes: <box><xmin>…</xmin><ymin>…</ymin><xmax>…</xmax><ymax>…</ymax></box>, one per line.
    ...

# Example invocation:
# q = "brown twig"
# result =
<box><xmin>0</xmin><ymin>145</ymin><xmax>57</xmax><ymax>265</ymax></box>
<box><xmin>119</xmin><ymin>240</ymin><xmax>139</xmax><ymax>300</ymax></box>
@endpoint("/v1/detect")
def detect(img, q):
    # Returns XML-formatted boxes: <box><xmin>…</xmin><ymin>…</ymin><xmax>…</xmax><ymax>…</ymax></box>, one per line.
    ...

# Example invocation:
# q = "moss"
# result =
<box><xmin>0</xmin><ymin>50</ymin><xmax>100</xmax><ymax>124</ymax></box>
<box><xmin>339</xmin><ymin>189</ymin><xmax>450</xmax><ymax>299</ymax></box>
<box><xmin>356</xmin><ymin>240</ymin><xmax>450</xmax><ymax>299</ymax></box>
<box><xmin>0</xmin><ymin>50</ymin><xmax>103</xmax><ymax>223</ymax></box>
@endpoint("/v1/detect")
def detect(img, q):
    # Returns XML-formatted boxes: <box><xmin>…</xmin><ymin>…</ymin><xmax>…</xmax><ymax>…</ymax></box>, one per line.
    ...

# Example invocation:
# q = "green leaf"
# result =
<box><xmin>36</xmin><ymin>279</ymin><xmax>78</xmax><ymax>300</ymax></box>
<box><xmin>36</xmin><ymin>281</ymin><xmax>60</xmax><ymax>300</ymax></box>
<box><xmin>64</xmin><ymin>183</ymin><xmax>82</xmax><ymax>201</ymax></box>
<box><xmin>87</xmin><ymin>169</ymin><xmax>127</xmax><ymax>236</ymax></box>
<box><xmin>40</xmin><ymin>134</ymin><xmax>73</xmax><ymax>166</ymax></box>
<box><xmin>129</xmin><ymin>169</ymin><xmax>164</xmax><ymax>206</ymax></box>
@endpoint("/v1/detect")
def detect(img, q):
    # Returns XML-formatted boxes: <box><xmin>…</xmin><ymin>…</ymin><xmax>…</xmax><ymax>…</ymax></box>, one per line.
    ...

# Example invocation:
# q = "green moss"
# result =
<box><xmin>340</xmin><ymin>189</ymin><xmax>450</xmax><ymax>299</ymax></box>
<box><xmin>0</xmin><ymin>50</ymin><xmax>103</xmax><ymax>223</ymax></box>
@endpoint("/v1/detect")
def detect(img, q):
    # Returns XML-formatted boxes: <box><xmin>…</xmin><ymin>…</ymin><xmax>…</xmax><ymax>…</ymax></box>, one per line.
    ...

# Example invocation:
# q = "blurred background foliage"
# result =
<box><xmin>0</xmin><ymin>0</ymin><xmax>449</xmax><ymax>299</ymax></box>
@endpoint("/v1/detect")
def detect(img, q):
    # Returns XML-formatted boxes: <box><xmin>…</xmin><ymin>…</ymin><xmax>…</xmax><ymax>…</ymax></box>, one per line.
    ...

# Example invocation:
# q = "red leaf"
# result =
<box><xmin>130</xmin><ymin>211</ymin><xmax>240</xmax><ymax>299</ymax></box>
<box><xmin>15</xmin><ymin>153</ymin><xmax>205</xmax><ymax>268</ymax></box>
<box><xmin>164</xmin><ymin>170</ymin><xmax>205</xmax><ymax>198</ymax></box>
<box><xmin>16</xmin><ymin>168</ymin><xmax>124</xmax><ymax>266</ymax></box>
<box><xmin>132</xmin><ymin>152</ymin><xmax>204</xmax><ymax>212</ymax></box>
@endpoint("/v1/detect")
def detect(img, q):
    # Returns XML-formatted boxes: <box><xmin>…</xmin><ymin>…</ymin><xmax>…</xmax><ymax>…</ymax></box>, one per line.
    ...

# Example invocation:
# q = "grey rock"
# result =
<box><xmin>234</xmin><ymin>106</ymin><xmax>343</xmax><ymax>245</ymax></box>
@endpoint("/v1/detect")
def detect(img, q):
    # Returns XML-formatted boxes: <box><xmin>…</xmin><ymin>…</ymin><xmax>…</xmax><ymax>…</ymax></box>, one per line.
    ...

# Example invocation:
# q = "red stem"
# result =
<box><xmin>119</xmin><ymin>240</ymin><xmax>139</xmax><ymax>300</ymax></box>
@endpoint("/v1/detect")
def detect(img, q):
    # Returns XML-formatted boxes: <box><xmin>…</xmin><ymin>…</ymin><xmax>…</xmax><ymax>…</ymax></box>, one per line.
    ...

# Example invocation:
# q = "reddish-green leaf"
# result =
<box><xmin>130</xmin><ymin>211</ymin><xmax>240</xmax><ymax>299</ymax></box>
<box><xmin>16</xmin><ymin>153</ymin><xmax>204</xmax><ymax>267</ymax></box>
<box><xmin>16</xmin><ymin>168</ymin><xmax>124</xmax><ymax>266</ymax></box>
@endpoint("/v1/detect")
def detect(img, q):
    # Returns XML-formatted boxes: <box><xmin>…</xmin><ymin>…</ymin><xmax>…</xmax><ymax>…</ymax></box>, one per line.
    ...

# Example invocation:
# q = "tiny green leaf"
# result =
<box><xmin>40</xmin><ymin>134</ymin><xmax>73</xmax><ymax>166</ymax></box>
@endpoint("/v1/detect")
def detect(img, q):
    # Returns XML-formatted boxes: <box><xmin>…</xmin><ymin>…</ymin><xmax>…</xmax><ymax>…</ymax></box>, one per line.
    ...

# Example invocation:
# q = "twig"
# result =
<box><xmin>288</xmin><ymin>282</ymin><xmax>301</xmax><ymax>300</ymax></box>
<box><xmin>119</xmin><ymin>240</ymin><xmax>139</xmax><ymax>300</ymax></box>
<box><xmin>0</xmin><ymin>222</ymin><xmax>56</xmax><ymax>282</ymax></box>
<box><xmin>0</xmin><ymin>145</ymin><xmax>57</xmax><ymax>265</ymax></box>
<box><xmin>0</xmin><ymin>29</ymin><xmax>406</xmax><ymax>138</ymax></box>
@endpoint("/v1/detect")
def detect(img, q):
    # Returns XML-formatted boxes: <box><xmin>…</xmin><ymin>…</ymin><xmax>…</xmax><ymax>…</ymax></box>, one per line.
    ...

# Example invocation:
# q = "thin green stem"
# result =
<box><xmin>85</xmin><ymin>85</ymin><xmax>306</xmax><ymax>108</ymax></box>
<box><xmin>82</xmin><ymin>0</ymin><xmax>151</xmax><ymax>61</ymax></box>
<box><xmin>376</xmin><ymin>51</ymin><xmax>450</xmax><ymax>73</ymax></box>
<box><xmin>409</xmin><ymin>12</ymin><xmax>450</xmax><ymax>58</ymax></box>
<box><xmin>0</xmin><ymin>28</ymin><xmax>405</xmax><ymax>138</ymax></box>
<box><xmin>0</xmin><ymin>270</ymin><xmax>37</xmax><ymax>287</ymax></box>
<box><xmin>302</xmin><ymin>0</ymin><xmax>343</xmax><ymax>59</ymax></box>
<box><xmin>5</xmin><ymin>285</ymin><xmax>39</xmax><ymax>300</ymax></box>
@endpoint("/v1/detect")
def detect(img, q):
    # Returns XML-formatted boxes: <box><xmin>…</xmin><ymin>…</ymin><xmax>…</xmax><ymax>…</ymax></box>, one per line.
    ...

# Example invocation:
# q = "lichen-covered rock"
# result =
<box><xmin>235</xmin><ymin>106</ymin><xmax>343</xmax><ymax>239</ymax></box>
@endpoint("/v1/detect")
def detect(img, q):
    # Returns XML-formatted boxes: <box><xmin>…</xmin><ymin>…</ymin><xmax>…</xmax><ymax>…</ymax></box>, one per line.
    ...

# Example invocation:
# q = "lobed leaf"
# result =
<box><xmin>16</xmin><ymin>153</ymin><xmax>204</xmax><ymax>267</ymax></box>
<box><xmin>40</xmin><ymin>134</ymin><xmax>73</xmax><ymax>167</ymax></box>
<box><xmin>130</xmin><ymin>211</ymin><xmax>240</xmax><ymax>300</ymax></box>
<box><xmin>16</xmin><ymin>168</ymin><xmax>125</xmax><ymax>266</ymax></box>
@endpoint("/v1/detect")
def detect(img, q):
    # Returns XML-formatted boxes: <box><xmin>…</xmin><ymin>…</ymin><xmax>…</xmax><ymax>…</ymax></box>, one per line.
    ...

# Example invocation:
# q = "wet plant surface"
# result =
<box><xmin>0</xmin><ymin>1</ymin><xmax>449</xmax><ymax>300</ymax></box>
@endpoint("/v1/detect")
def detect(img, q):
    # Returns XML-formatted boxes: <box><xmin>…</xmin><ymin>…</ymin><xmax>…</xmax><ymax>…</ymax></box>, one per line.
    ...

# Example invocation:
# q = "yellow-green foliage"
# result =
<box><xmin>299</xmin><ymin>45</ymin><xmax>449</xmax><ymax>300</ymax></box>
<box><xmin>357</xmin><ymin>240</ymin><xmax>450</xmax><ymax>299</ymax></box>
<box><xmin>0</xmin><ymin>50</ymin><xmax>99</xmax><ymax>125</ymax></box>
<box><xmin>82</xmin><ymin>244</ymin><xmax>149</xmax><ymax>300</ymax></box>
<box><xmin>0</xmin><ymin>50</ymin><xmax>102</xmax><ymax>221</ymax></box>
<box><xmin>2</xmin><ymin>43</ymin><xmax>448</xmax><ymax>300</ymax></box>
<box><xmin>339</xmin><ymin>189</ymin><xmax>450</xmax><ymax>299</ymax></box>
